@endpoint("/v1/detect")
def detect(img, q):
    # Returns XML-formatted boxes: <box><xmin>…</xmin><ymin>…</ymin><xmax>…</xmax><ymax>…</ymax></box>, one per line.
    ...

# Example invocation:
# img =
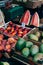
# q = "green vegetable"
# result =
<box><xmin>15</xmin><ymin>38</ymin><xmax>26</xmax><ymax>51</ymax></box>
<box><xmin>40</xmin><ymin>44</ymin><xmax>43</xmax><ymax>53</ymax></box>
<box><xmin>30</xmin><ymin>45</ymin><xmax>39</xmax><ymax>56</ymax></box>
<box><xmin>28</xmin><ymin>34</ymin><xmax>38</xmax><ymax>41</ymax></box>
<box><xmin>22</xmin><ymin>48</ymin><xmax>30</xmax><ymax>57</ymax></box>
<box><xmin>33</xmin><ymin>53</ymin><xmax>43</xmax><ymax>62</ymax></box>
<box><xmin>26</xmin><ymin>41</ymin><xmax>33</xmax><ymax>48</ymax></box>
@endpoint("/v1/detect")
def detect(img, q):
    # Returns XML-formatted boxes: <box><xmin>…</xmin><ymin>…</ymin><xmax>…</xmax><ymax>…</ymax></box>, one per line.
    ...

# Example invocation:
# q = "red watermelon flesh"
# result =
<box><xmin>20</xmin><ymin>10</ymin><xmax>31</xmax><ymax>25</ymax></box>
<box><xmin>30</xmin><ymin>12</ymin><xmax>40</xmax><ymax>27</ymax></box>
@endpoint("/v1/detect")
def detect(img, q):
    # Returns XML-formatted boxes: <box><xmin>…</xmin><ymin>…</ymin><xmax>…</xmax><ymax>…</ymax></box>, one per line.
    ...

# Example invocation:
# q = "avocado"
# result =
<box><xmin>35</xmin><ymin>32</ymin><xmax>40</xmax><ymax>38</ymax></box>
<box><xmin>30</xmin><ymin>45</ymin><xmax>39</xmax><ymax>56</ymax></box>
<box><xmin>26</xmin><ymin>41</ymin><xmax>33</xmax><ymax>48</ymax></box>
<box><xmin>28</xmin><ymin>34</ymin><xmax>38</xmax><ymax>41</ymax></box>
<box><xmin>22</xmin><ymin>48</ymin><xmax>30</xmax><ymax>57</ymax></box>
<box><xmin>33</xmin><ymin>53</ymin><xmax>43</xmax><ymax>62</ymax></box>
<box><xmin>15</xmin><ymin>38</ymin><xmax>26</xmax><ymax>51</ymax></box>
<box><xmin>40</xmin><ymin>44</ymin><xmax>43</xmax><ymax>53</ymax></box>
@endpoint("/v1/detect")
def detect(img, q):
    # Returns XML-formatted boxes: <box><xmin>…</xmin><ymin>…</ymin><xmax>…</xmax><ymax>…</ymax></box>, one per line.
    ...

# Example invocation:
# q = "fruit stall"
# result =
<box><xmin>0</xmin><ymin>0</ymin><xmax>43</xmax><ymax>65</ymax></box>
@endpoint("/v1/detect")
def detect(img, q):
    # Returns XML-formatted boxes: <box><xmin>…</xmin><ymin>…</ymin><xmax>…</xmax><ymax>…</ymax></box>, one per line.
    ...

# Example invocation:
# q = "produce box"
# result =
<box><xmin>10</xmin><ymin>39</ymin><xmax>43</xmax><ymax>65</ymax></box>
<box><xmin>8</xmin><ymin>28</ymin><xmax>43</xmax><ymax>65</ymax></box>
<box><xmin>0</xmin><ymin>28</ymin><xmax>43</xmax><ymax>65</ymax></box>
<box><xmin>0</xmin><ymin>21</ymin><xmax>31</xmax><ymax>38</ymax></box>
<box><xmin>0</xmin><ymin>33</ymin><xmax>32</xmax><ymax>65</ymax></box>
<box><xmin>23</xmin><ymin>28</ymin><xmax>43</xmax><ymax>44</ymax></box>
<box><xmin>2</xmin><ymin>5</ymin><xmax>24</xmax><ymax>22</ymax></box>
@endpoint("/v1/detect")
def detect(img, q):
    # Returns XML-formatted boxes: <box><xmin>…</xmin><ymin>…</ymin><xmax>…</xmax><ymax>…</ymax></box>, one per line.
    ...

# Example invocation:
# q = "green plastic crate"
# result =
<box><xmin>2</xmin><ymin>6</ymin><xmax>24</xmax><ymax>22</ymax></box>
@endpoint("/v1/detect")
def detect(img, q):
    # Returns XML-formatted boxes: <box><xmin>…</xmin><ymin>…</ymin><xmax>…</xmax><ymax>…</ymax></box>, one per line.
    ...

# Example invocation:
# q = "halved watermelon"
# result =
<box><xmin>30</xmin><ymin>12</ymin><xmax>40</xmax><ymax>27</ymax></box>
<box><xmin>20</xmin><ymin>10</ymin><xmax>31</xmax><ymax>25</ymax></box>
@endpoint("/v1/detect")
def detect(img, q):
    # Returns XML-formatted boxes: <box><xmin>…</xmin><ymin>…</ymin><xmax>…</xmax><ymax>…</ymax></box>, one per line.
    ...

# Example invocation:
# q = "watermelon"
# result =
<box><xmin>20</xmin><ymin>10</ymin><xmax>31</xmax><ymax>25</ymax></box>
<box><xmin>30</xmin><ymin>12</ymin><xmax>40</xmax><ymax>27</ymax></box>
<box><xmin>15</xmin><ymin>38</ymin><xmax>26</xmax><ymax>51</ymax></box>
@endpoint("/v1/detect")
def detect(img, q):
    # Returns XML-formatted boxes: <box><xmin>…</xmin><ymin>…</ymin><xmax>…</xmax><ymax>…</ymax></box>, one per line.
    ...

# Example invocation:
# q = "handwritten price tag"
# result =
<box><xmin>21</xmin><ymin>23</ymin><xmax>25</xmax><ymax>28</ymax></box>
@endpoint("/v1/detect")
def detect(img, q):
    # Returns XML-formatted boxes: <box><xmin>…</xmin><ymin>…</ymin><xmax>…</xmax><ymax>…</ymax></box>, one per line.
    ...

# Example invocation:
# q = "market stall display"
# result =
<box><xmin>0</xmin><ymin>21</ymin><xmax>31</xmax><ymax>38</ymax></box>
<box><xmin>10</xmin><ymin>28</ymin><xmax>43</xmax><ymax>65</ymax></box>
<box><xmin>0</xmin><ymin>0</ymin><xmax>43</xmax><ymax>65</ymax></box>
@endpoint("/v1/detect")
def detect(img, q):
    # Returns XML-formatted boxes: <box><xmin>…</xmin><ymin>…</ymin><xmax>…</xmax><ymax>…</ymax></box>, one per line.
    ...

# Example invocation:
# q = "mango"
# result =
<box><xmin>26</xmin><ymin>41</ymin><xmax>33</xmax><ymax>48</ymax></box>
<box><xmin>35</xmin><ymin>32</ymin><xmax>40</xmax><ymax>38</ymax></box>
<box><xmin>33</xmin><ymin>53</ymin><xmax>43</xmax><ymax>62</ymax></box>
<box><xmin>30</xmin><ymin>45</ymin><xmax>39</xmax><ymax>56</ymax></box>
<box><xmin>28</xmin><ymin>34</ymin><xmax>38</xmax><ymax>41</ymax></box>
<box><xmin>22</xmin><ymin>48</ymin><xmax>30</xmax><ymax>57</ymax></box>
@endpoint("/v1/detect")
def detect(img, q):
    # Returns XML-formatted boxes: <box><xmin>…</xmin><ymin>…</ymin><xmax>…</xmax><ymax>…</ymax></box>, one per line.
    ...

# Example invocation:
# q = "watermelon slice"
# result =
<box><xmin>30</xmin><ymin>12</ymin><xmax>40</xmax><ymax>27</ymax></box>
<box><xmin>20</xmin><ymin>10</ymin><xmax>31</xmax><ymax>25</ymax></box>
